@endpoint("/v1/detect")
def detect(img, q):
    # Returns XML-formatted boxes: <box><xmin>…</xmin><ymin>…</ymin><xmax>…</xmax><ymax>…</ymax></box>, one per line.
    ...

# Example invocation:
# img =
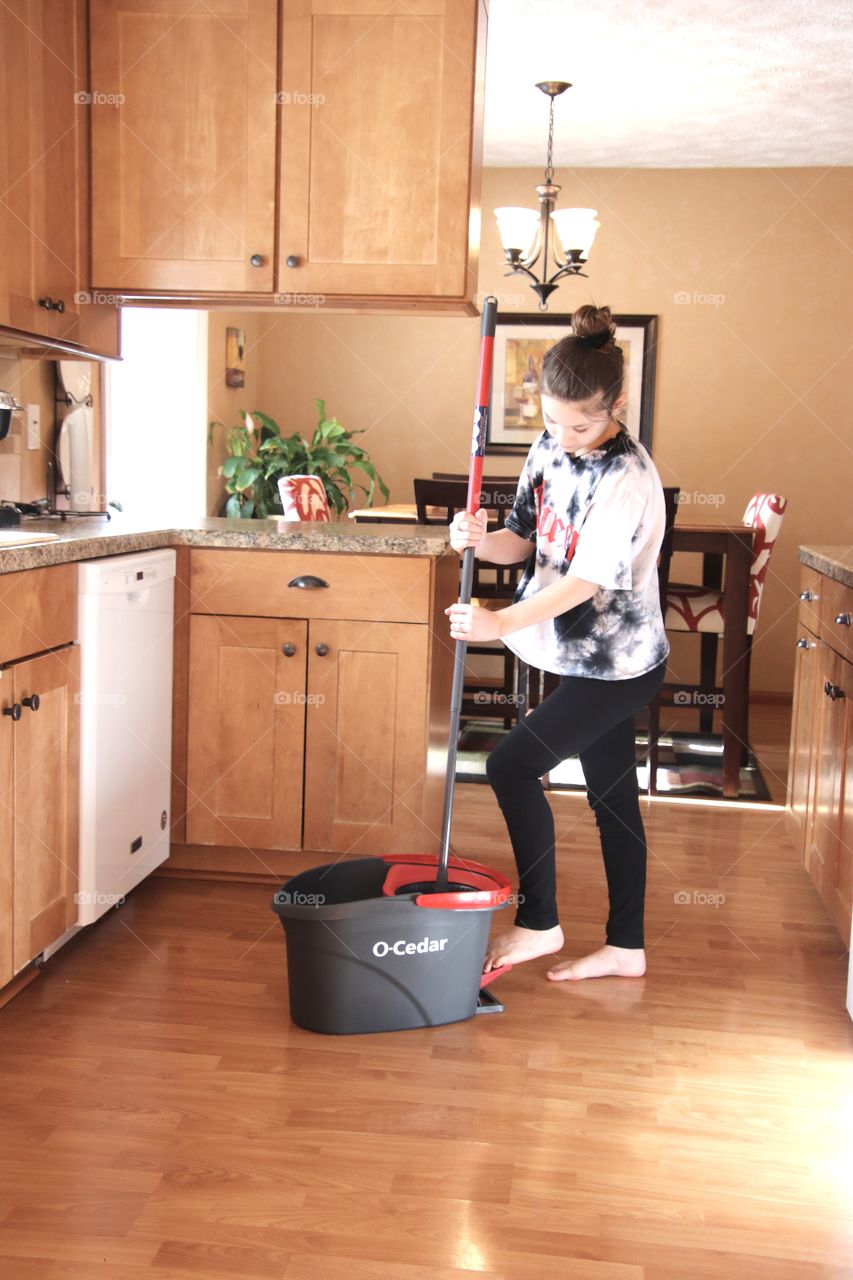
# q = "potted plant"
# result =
<box><xmin>208</xmin><ymin>399</ymin><xmax>390</xmax><ymax>519</ymax></box>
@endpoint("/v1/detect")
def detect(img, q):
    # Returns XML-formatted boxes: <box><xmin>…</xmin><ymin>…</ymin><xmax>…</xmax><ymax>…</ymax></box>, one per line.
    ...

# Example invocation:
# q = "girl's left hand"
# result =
<box><xmin>445</xmin><ymin>602</ymin><xmax>502</xmax><ymax>642</ymax></box>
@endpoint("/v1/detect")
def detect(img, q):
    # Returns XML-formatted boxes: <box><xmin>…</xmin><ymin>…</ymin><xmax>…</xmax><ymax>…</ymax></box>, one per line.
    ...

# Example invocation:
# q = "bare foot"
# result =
<box><xmin>546</xmin><ymin>944</ymin><xmax>646</xmax><ymax>982</ymax></box>
<box><xmin>483</xmin><ymin>924</ymin><xmax>564</xmax><ymax>972</ymax></box>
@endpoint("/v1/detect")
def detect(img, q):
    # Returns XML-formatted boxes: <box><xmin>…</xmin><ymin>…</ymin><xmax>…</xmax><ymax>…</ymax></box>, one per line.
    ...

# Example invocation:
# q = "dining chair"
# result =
<box><xmin>644</xmin><ymin>486</ymin><xmax>681</xmax><ymax>794</ymax></box>
<box><xmin>658</xmin><ymin>491</ymin><xmax>788</xmax><ymax>771</ymax></box>
<box><xmin>414</xmin><ymin>477</ymin><xmax>526</xmax><ymax>727</ymax></box>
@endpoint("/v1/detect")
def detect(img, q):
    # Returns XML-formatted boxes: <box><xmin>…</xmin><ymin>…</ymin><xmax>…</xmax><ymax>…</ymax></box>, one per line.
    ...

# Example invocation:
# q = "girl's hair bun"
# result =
<box><xmin>571</xmin><ymin>304</ymin><xmax>616</xmax><ymax>350</ymax></box>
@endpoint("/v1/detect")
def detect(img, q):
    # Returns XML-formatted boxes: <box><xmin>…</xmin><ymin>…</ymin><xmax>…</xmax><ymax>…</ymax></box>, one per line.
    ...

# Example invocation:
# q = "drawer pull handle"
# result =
<box><xmin>282</xmin><ymin>643</ymin><xmax>296</xmax><ymax>657</ymax></box>
<box><xmin>22</xmin><ymin>693</ymin><xmax>40</xmax><ymax>711</ymax></box>
<box><xmin>799</xmin><ymin>589</ymin><xmax>815</xmax><ymax>601</ymax></box>
<box><xmin>3</xmin><ymin>703</ymin><xmax>22</xmax><ymax>721</ymax></box>
<box><xmin>824</xmin><ymin>681</ymin><xmax>845</xmax><ymax>701</ymax></box>
<box><xmin>288</xmin><ymin>575</ymin><xmax>329</xmax><ymax>590</ymax></box>
<box><xmin>315</xmin><ymin>643</ymin><xmax>329</xmax><ymax>657</ymax></box>
<box><xmin>835</xmin><ymin>612</ymin><xmax>851</xmax><ymax>627</ymax></box>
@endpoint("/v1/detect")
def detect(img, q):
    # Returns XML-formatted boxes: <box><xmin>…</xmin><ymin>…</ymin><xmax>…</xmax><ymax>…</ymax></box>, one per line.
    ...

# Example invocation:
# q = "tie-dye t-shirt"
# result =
<box><xmin>502</xmin><ymin>425</ymin><xmax>670</xmax><ymax>680</ymax></box>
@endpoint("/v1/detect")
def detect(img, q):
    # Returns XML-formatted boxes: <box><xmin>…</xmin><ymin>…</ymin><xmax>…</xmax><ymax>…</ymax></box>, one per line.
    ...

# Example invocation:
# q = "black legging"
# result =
<box><xmin>485</xmin><ymin>660</ymin><xmax>667</xmax><ymax>948</ymax></box>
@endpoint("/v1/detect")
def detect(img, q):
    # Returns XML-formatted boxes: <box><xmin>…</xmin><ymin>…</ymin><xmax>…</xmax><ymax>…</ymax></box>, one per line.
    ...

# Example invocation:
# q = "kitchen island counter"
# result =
<box><xmin>0</xmin><ymin>515</ymin><xmax>453</xmax><ymax>574</ymax></box>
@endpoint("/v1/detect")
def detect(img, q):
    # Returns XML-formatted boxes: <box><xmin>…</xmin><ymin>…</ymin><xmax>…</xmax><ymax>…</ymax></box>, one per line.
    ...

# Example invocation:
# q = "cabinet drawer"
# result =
<box><xmin>0</xmin><ymin>565</ymin><xmax>77</xmax><ymax>664</ymax></box>
<box><xmin>798</xmin><ymin>564</ymin><xmax>823</xmax><ymax>636</ymax></box>
<box><xmin>189</xmin><ymin>550</ymin><xmax>431</xmax><ymax>623</ymax></box>
<box><xmin>821</xmin><ymin>575</ymin><xmax>853</xmax><ymax>665</ymax></box>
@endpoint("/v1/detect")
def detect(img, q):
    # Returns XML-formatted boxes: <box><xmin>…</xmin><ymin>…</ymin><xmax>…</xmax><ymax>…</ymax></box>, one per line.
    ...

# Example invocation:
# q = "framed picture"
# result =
<box><xmin>487</xmin><ymin>313</ymin><xmax>658</xmax><ymax>454</ymax></box>
<box><xmin>225</xmin><ymin>326</ymin><xmax>246</xmax><ymax>389</ymax></box>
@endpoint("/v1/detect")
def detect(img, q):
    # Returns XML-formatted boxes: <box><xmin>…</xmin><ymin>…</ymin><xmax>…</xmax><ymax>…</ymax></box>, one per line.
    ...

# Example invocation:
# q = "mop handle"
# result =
<box><xmin>436</xmin><ymin>296</ymin><xmax>498</xmax><ymax>890</ymax></box>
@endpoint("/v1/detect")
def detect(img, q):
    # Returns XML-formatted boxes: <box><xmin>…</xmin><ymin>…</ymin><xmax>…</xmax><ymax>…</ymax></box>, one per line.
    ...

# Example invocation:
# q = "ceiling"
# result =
<box><xmin>483</xmin><ymin>0</ymin><xmax>853</xmax><ymax>167</ymax></box>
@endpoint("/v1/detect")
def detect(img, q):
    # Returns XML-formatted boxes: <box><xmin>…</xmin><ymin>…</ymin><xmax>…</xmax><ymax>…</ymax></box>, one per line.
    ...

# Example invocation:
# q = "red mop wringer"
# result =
<box><xmin>271</xmin><ymin>296</ymin><xmax>514</xmax><ymax>1034</ymax></box>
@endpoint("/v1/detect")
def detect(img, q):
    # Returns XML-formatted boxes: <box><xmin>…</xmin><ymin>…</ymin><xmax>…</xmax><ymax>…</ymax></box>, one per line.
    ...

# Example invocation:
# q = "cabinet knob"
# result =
<box><xmin>282</xmin><ymin>643</ymin><xmax>296</xmax><ymax>657</ymax></box>
<box><xmin>38</xmin><ymin>296</ymin><xmax>65</xmax><ymax>313</ymax></box>
<box><xmin>824</xmin><ymin>680</ymin><xmax>845</xmax><ymax>701</ymax></box>
<box><xmin>22</xmin><ymin>693</ymin><xmax>40</xmax><ymax>711</ymax></box>
<box><xmin>799</xmin><ymin>589</ymin><xmax>815</xmax><ymax>601</ymax></box>
<box><xmin>315</xmin><ymin>643</ymin><xmax>329</xmax><ymax>657</ymax></box>
<box><xmin>796</xmin><ymin>637</ymin><xmax>809</xmax><ymax>649</ymax></box>
<box><xmin>3</xmin><ymin>703</ymin><xmax>22</xmax><ymax>721</ymax></box>
<box><xmin>249</xmin><ymin>253</ymin><xmax>264</xmax><ymax>268</ymax></box>
<box><xmin>286</xmin><ymin>255</ymin><xmax>300</xmax><ymax>269</ymax></box>
<box><xmin>835</xmin><ymin>612</ymin><xmax>851</xmax><ymax>627</ymax></box>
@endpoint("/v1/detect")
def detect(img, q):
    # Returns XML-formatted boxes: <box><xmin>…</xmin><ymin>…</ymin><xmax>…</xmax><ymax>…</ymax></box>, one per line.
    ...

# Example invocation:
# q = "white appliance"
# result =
<box><xmin>77</xmin><ymin>549</ymin><xmax>176</xmax><ymax>925</ymax></box>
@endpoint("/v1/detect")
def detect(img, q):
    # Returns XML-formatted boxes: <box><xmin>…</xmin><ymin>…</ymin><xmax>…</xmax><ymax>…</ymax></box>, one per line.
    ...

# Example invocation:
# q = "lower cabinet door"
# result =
<box><xmin>808</xmin><ymin>644</ymin><xmax>852</xmax><ymax>941</ymax></box>
<box><xmin>185</xmin><ymin>615</ymin><xmax>307</xmax><ymax>850</ymax></box>
<box><xmin>302</xmin><ymin>620</ymin><xmax>428</xmax><ymax>854</ymax></box>
<box><xmin>12</xmin><ymin>646</ymin><xmax>80</xmax><ymax>974</ymax></box>
<box><xmin>788</xmin><ymin>628</ymin><xmax>819</xmax><ymax>842</ymax></box>
<box><xmin>0</xmin><ymin>671</ymin><xmax>14</xmax><ymax>985</ymax></box>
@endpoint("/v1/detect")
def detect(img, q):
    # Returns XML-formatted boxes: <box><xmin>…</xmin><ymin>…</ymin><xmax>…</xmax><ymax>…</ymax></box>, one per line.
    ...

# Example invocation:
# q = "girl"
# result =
<box><xmin>445</xmin><ymin>304</ymin><xmax>669</xmax><ymax>982</ymax></box>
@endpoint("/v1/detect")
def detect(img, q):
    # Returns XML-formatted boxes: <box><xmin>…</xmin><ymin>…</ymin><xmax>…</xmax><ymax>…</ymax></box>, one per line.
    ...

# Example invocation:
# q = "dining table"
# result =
<box><xmin>350</xmin><ymin>505</ymin><xmax>757</xmax><ymax>798</ymax></box>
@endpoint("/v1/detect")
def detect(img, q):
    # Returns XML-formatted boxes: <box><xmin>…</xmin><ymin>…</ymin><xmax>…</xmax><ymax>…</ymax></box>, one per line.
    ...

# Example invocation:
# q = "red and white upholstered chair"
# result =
<box><xmin>657</xmin><ymin>492</ymin><xmax>787</xmax><ymax>773</ymax></box>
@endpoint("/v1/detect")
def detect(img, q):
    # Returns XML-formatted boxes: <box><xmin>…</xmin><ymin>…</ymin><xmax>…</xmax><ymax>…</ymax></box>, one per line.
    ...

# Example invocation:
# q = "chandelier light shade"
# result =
<box><xmin>494</xmin><ymin>81</ymin><xmax>600</xmax><ymax>310</ymax></box>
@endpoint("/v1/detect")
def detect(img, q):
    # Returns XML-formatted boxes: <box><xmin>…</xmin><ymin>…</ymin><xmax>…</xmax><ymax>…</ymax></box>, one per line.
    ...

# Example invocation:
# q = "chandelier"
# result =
<box><xmin>494</xmin><ymin>81</ymin><xmax>600</xmax><ymax>310</ymax></box>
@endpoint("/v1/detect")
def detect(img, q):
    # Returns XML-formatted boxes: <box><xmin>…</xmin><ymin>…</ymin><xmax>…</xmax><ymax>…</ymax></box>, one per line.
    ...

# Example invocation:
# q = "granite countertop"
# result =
<box><xmin>0</xmin><ymin>515</ymin><xmax>453</xmax><ymax>574</ymax></box>
<box><xmin>797</xmin><ymin>545</ymin><xmax>853</xmax><ymax>590</ymax></box>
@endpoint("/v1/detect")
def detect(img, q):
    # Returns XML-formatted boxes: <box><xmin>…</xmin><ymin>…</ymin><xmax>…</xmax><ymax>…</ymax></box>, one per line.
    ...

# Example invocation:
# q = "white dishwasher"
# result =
<box><xmin>77</xmin><ymin>548</ymin><xmax>176</xmax><ymax>925</ymax></box>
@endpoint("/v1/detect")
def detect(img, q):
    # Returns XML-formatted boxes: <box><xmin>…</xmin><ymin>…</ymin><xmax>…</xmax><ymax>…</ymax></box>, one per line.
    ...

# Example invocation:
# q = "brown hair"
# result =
<box><xmin>541</xmin><ymin>304</ymin><xmax>624</xmax><ymax>416</ymax></box>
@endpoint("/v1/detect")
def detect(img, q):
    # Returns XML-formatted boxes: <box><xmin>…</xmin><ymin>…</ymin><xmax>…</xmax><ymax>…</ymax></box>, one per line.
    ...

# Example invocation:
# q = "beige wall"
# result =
<box><xmin>206</xmin><ymin>166</ymin><xmax>853</xmax><ymax>695</ymax></box>
<box><xmin>206</xmin><ymin>311</ymin><xmax>266</xmax><ymax>515</ymax></box>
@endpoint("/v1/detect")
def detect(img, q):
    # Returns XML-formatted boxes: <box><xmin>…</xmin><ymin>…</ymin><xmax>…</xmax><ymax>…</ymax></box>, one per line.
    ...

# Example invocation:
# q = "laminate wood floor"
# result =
<box><xmin>1</xmin><ymin>708</ymin><xmax>851</xmax><ymax>1279</ymax></box>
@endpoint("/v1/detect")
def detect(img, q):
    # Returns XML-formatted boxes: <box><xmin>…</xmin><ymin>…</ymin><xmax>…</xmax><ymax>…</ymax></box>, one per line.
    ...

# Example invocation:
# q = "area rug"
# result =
<box><xmin>456</xmin><ymin>720</ymin><xmax>773</xmax><ymax>802</ymax></box>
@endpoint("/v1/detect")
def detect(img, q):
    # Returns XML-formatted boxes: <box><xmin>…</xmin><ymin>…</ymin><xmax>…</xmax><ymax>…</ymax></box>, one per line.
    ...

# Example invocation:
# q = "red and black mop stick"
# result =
<box><xmin>435</xmin><ymin>295</ymin><xmax>498</xmax><ymax>891</ymax></box>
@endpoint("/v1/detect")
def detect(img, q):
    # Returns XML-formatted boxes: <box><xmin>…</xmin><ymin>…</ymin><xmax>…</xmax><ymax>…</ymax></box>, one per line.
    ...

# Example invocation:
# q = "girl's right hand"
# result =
<box><xmin>449</xmin><ymin>508</ymin><xmax>488</xmax><ymax>554</ymax></box>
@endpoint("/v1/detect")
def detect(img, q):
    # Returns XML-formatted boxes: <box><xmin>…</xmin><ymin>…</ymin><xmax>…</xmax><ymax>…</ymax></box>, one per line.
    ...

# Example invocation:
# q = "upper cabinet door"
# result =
<box><xmin>0</xmin><ymin>0</ymin><xmax>83</xmax><ymax>339</ymax></box>
<box><xmin>278</xmin><ymin>0</ymin><xmax>485</xmax><ymax>300</ymax></box>
<box><xmin>90</xmin><ymin>0</ymin><xmax>278</xmax><ymax>293</ymax></box>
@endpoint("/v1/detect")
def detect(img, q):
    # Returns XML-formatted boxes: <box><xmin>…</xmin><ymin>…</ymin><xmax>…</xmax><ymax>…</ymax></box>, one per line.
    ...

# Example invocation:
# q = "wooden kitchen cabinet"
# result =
<box><xmin>87</xmin><ymin>0</ymin><xmax>485</xmax><ymax>305</ymax></box>
<box><xmin>0</xmin><ymin>0</ymin><xmax>120</xmax><ymax>357</ymax></box>
<box><xmin>0</xmin><ymin>566</ymin><xmax>79</xmax><ymax>987</ymax></box>
<box><xmin>171</xmin><ymin>547</ymin><xmax>457</xmax><ymax>878</ymax></box>
<box><xmin>185</xmin><ymin>615</ymin><xmax>307</xmax><ymax>851</ymax></box>
<box><xmin>303</xmin><ymin>619</ymin><xmax>429</xmax><ymax>854</ymax></box>
<box><xmin>89</xmin><ymin>0</ymin><xmax>278</xmax><ymax>294</ymax></box>
<box><xmin>278</xmin><ymin>0</ymin><xmax>485</xmax><ymax>301</ymax></box>
<box><xmin>787</xmin><ymin>561</ymin><xmax>853</xmax><ymax>944</ymax></box>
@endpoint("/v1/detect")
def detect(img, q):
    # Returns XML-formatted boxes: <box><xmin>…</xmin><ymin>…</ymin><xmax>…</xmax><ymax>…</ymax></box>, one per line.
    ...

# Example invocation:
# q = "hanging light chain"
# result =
<box><xmin>544</xmin><ymin>94</ymin><xmax>556</xmax><ymax>184</ymax></box>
